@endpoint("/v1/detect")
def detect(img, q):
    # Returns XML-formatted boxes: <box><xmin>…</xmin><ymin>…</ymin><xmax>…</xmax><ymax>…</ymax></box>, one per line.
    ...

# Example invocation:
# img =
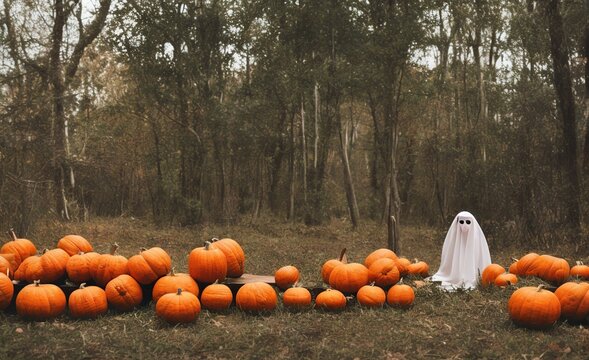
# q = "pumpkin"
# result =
<box><xmin>570</xmin><ymin>261</ymin><xmax>589</xmax><ymax>280</ymax></box>
<box><xmin>395</xmin><ymin>257</ymin><xmax>411</xmax><ymax>276</ymax></box>
<box><xmin>329</xmin><ymin>262</ymin><xmax>370</xmax><ymax>294</ymax></box>
<box><xmin>274</xmin><ymin>265</ymin><xmax>299</xmax><ymax>290</ymax></box>
<box><xmin>0</xmin><ymin>256</ymin><xmax>14</xmax><ymax>279</ymax></box>
<box><xmin>188</xmin><ymin>241</ymin><xmax>227</xmax><ymax>284</ymax></box>
<box><xmin>315</xmin><ymin>289</ymin><xmax>346</xmax><ymax>311</ymax></box>
<box><xmin>236</xmin><ymin>282</ymin><xmax>277</xmax><ymax>312</ymax></box>
<box><xmin>321</xmin><ymin>248</ymin><xmax>348</xmax><ymax>284</ymax></box>
<box><xmin>68</xmin><ymin>283</ymin><xmax>108</xmax><ymax>319</ymax></box>
<box><xmin>0</xmin><ymin>253</ymin><xmax>17</xmax><ymax>276</ymax></box>
<box><xmin>14</xmin><ymin>248</ymin><xmax>70</xmax><ymax>284</ymax></box>
<box><xmin>57</xmin><ymin>235</ymin><xmax>93</xmax><ymax>256</ymax></box>
<box><xmin>152</xmin><ymin>268</ymin><xmax>199</xmax><ymax>303</ymax></box>
<box><xmin>66</xmin><ymin>252</ymin><xmax>100</xmax><ymax>284</ymax></box>
<box><xmin>16</xmin><ymin>280</ymin><xmax>66</xmax><ymax>320</ymax></box>
<box><xmin>282</xmin><ymin>287</ymin><xmax>312</xmax><ymax>310</ymax></box>
<box><xmin>105</xmin><ymin>274</ymin><xmax>143</xmax><ymax>311</ymax></box>
<box><xmin>357</xmin><ymin>284</ymin><xmax>386</xmax><ymax>308</ymax></box>
<box><xmin>508</xmin><ymin>285</ymin><xmax>561</xmax><ymax>329</ymax></box>
<box><xmin>1</xmin><ymin>229</ymin><xmax>37</xmax><ymax>268</ymax></box>
<box><xmin>407</xmin><ymin>259</ymin><xmax>429</xmax><ymax>277</ymax></box>
<box><xmin>509</xmin><ymin>253</ymin><xmax>540</xmax><ymax>276</ymax></box>
<box><xmin>368</xmin><ymin>258</ymin><xmax>400</xmax><ymax>288</ymax></box>
<box><xmin>554</xmin><ymin>282</ymin><xmax>589</xmax><ymax>322</ymax></box>
<box><xmin>387</xmin><ymin>284</ymin><xmax>415</xmax><ymax>308</ymax></box>
<box><xmin>364</xmin><ymin>248</ymin><xmax>398</xmax><ymax>269</ymax></box>
<box><xmin>128</xmin><ymin>247</ymin><xmax>172</xmax><ymax>285</ymax></box>
<box><xmin>481</xmin><ymin>264</ymin><xmax>506</xmax><ymax>287</ymax></box>
<box><xmin>494</xmin><ymin>273</ymin><xmax>518</xmax><ymax>287</ymax></box>
<box><xmin>0</xmin><ymin>270</ymin><xmax>14</xmax><ymax>310</ymax></box>
<box><xmin>528</xmin><ymin>255</ymin><xmax>570</xmax><ymax>284</ymax></box>
<box><xmin>156</xmin><ymin>288</ymin><xmax>201</xmax><ymax>324</ymax></box>
<box><xmin>210</xmin><ymin>238</ymin><xmax>245</xmax><ymax>277</ymax></box>
<box><xmin>200</xmin><ymin>282</ymin><xmax>233</xmax><ymax>311</ymax></box>
<box><xmin>91</xmin><ymin>243</ymin><xmax>129</xmax><ymax>287</ymax></box>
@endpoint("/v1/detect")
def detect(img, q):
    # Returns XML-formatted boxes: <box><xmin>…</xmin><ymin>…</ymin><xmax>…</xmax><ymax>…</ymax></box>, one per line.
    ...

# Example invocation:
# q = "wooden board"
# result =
<box><xmin>223</xmin><ymin>274</ymin><xmax>276</xmax><ymax>285</ymax></box>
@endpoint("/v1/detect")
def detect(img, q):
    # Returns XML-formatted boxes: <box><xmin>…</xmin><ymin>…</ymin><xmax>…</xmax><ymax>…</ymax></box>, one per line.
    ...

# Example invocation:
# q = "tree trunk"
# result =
<box><xmin>300</xmin><ymin>96</ymin><xmax>308</xmax><ymax>203</ymax></box>
<box><xmin>337</xmin><ymin>104</ymin><xmax>360</xmax><ymax>228</ymax></box>
<box><xmin>288</xmin><ymin>111</ymin><xmax>296</xmax><ymax>220</ymax></box>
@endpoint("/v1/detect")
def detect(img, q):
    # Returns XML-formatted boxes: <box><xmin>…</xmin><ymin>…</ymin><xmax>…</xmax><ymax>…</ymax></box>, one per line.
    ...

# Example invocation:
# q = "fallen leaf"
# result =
<box><xmin>15</xmin><ymin>328</ymin><xmax>23</xmax><ymax>334</ymax></box>
<box><xmin>414</xmin><ymin>280</ymin><xmax>427</xmax><ymax>288</ymax></box>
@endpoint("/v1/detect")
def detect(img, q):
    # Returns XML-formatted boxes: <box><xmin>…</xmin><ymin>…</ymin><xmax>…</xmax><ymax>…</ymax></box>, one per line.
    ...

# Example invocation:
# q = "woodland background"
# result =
<box><xmin>0</xmin><ymin>0</ymin><xmax>587</xmax><ymax>248</ymax></box>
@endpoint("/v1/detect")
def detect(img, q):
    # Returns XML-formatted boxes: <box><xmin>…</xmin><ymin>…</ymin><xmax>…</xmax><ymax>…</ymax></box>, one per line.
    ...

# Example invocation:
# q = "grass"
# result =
<box><xmin>1</xmin><ymin>217</ymin><xmax>588</xmax><ymax>359</ymax></box>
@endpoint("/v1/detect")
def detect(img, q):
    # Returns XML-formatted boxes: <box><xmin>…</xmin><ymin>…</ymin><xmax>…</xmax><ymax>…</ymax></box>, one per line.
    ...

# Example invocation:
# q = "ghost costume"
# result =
<box><xmin>429</xmin><ymin>211</ymin><xmax>491</xmax><ymax>291</ymax></box>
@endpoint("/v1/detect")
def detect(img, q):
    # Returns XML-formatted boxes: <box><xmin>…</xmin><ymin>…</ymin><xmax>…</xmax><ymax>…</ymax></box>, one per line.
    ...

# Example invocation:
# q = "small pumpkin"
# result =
<box><xmin>16</xmin><ymin>280</ymin><xmax>66</xmax><ymax>320</ymax></box>
<box><xmin>282</xmin><ymin>286</ymin><xmax>312</xmax><ymax>310</ymax></box>
<box><xmin>329</xmin><ymin>263</ymin><xmax>370</xmax><ymax>294</ymax></box>
<box><xmin>368</xmin><ymin>258</ymin><xmax>400</xmax><ymax>288</ymax></box>
<box><xmin>188</xmin><ymin>241</ymin><xmax>227</xmax><ymax>284</ymax></box>
<box><xmin>315</xmin><ymin>289</ymin><xmax>346</xmax><ymax>311</ymax></box>
<box><xmin>1</xmin><ymin>229</ymin><xmax>37</xmax><ymax>268</ymax></box>
<box><xmin>554</xmin><ymin>282</ymin><xmax>589</xmax><ymax>322</ymax></box>
<box><xmin>156</xmin><ymin>288</ymin><xmax>201</xmax><ymax>324</ymax></box>
<box><xmin>364</xmin><ymin>248</ymin><xmax>398</xmax><ymax>269</ymax></box>
<box><xmin>387</xmin><ymin>284</ymin><xmax>415</xmax><ymax>309</ymax></box>
<box><xmin>481</xmin><ymin>264</ymin><xmax>506</xmax><ymax>287</ymax></box>
<box><xmin>395</xmin><ymin>257</ymin><xmax>411</xmax><ymax>276</ymax></box>
<box><xmin>91</xmin><ymin>243</ymin><xmax>129</xmax><ymax>287</ymax></box>
<box><xmin>236</xmin><ymin>282</ymin><xmax>277</xmax><ymax>312</ymax></box>
<box><xmin>105</xmin><ymin>274</ymin><xmax>143</xmax><ymax>311</ymax></box>
<box><xmin>200</xmin><ymin>282</ymin><xmax>233</xmax><ymax>311</ymax></box>
<box><xmin>357</xmin><ymin>284</ymin><xmax>386</xmax><ymax>308</ymax></box>
<box><xmin>508</xmin><ymin>285</ymin><xmax>561</xmax><ymax>329</ymax></box>
<box><xmin>0</xmin><ymin>255</ymin><xmax>15</xmax><ymax>279</ymax></box>
<box><xmin>509</xmin><ymin>253</ymin><xmax>540</xmax><ymax>276</ymax></box>
<box><xmin>68</xmin><ymin>283</ymin><xmax>108</xmax><ymax>319</ymax></box>
<box><xmin>0</xmin><ymin>270</ymin><xmax>14</xmax><ymax>310</ymax></box>
<box><xmin>321</xmin><ymin>248</ymin><xmax>348</xmax><ymax>284</ymax></box>
<box><xmin>210</xmin><ymin>238</ymin><xmax>245</xmax><ymax>277</ymax></box>
<box><xmin>128</xmin><ymin>247</ymin><xmax>172</xmax><ymax>285</ymax></box>
<box><xmin>494</xmin><ymin>273</ymin><xmax>518</xmax><ymax>287</ymax></box>
<box><xmin>570</xmin><ymin>261</ymin><xmax>589</xmax><ymax>280</ymax></box>
<box><xmin>57</xmin><ymin>235</ymin><xmax>93</xmax><ymax>256</ymax></box>
<box><xmin>407</xmin><ymin>259</ymin><xmax>429</xmax><ymax>277</ymax></box>
<box><xmin>274</xmin><ymin>265</ymin><xmax>299</xmax><ymax>290</ymax></box>
<box><xmin>152</xmin><ymin>268</ymin><xmax>199</xmax><ymax>303</ymax></box>
<box><xmin>66</xmin><ymin>252</ymin><xmax>100</xmax><ymax>284</ymax></box>
<box><xmin>14</xmin><ymin>248</ymin><xmax>70</xmax><ymax>284</ymax></box>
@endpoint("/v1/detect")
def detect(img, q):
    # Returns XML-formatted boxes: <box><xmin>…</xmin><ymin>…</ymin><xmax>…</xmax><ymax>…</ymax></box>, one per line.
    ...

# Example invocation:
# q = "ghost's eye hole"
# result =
<box><xmin>459</xmin><ymin>220</ymin><xmax>464</xmax><ymax>224</ymax></box>
<box><xmin>466</xmin><ymin>220</ymin><xmax>471</xmax><ymax>225</ymax></box>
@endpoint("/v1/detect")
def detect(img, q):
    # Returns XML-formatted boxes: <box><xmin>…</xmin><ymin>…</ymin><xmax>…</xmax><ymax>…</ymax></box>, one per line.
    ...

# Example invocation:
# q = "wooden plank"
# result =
<box><xmin>223</xmin><ymin>274</ymin><xmax>276</xmax><ymax>285</ymax></box>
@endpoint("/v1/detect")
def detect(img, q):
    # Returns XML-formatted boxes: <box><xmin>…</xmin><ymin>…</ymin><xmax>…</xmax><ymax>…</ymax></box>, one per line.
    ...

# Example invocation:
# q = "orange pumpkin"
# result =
<box><xmin>554</xmin><ymin>282</ymin><xmax>589</xmax><ymax>322</ymax></box>
<box><xmin>0</xmin><ymin>270</ymin><xmax>14</xmax><ymax>310</ymax></box>
<box><xmin>152</xmin><ymin>269</ymin><xmax>199</xmax><ymax>303</ymax></box>
<box><xmin>368</xmin><ymin>258</ymin><xmax>400</xmax><ymax>288</ymax></box>
<box><xmin>57</xmin><ymin>235</ymin><xmax>93</xmax><ymax>256</ymax></box>
<box><xmin>407</xmin><ymin>259</ymin><xmax>429</xmax><ymax>277</ymax></box>
<box><xmin>68</xmin><ymin>283</ymin><xmax>108</xmax><ymax>319</ymax></box>
<box><xmin>91</xmin><ymin>243</ymin><xmax>129</xmax><ymax>287</ymax></box>
<box><xmin>0</xmin><ymin>255</ymin><xmax>14</xmax><ymax>279</ymax></box>
<box><xmin>1</xmin><ymin>229</ymin><xmax>37</xmax><ymax>268</ymax></box>
<box><xmin>321</xmin><ymin>248</ymin><xmax>348</xmax><ymax>284</ymax></box>
<box><xmin>570</xmin><ymin>261</ymin><xmax>589</xmax><ymax>280</ymax></box>
<box><xmin>156</xmin><ymin>288</ymin><xmax>201</xmax><ymax>324</ymax></box>
<box><xmin>387</xmin><ymin>284</ymin><xmax>415</xmax><ymax>308</ymax></box>
<box><xmin>210</xmin><ymin>238</ymin><xmax>245</xmax><ymax>278</ymax></box>
<box><xmin>14</xmin><ymin>248</ymin><xmax>70</xmax><ymax>284</ymax></box>
<box><xmin>16</xmin><ymin>280</ymin><xmax>66</xmax><ymax>320</ymax></box>
<box><xmin>274</xmin><ymin>265</ymin><xmax>299</xmax><ymax>290</ymax></box>
<box><xmin>105</xmin><ymin>274</ymin><xmax>143</xmax><ymax>311</ymax></box>
<box><xmin>188</xmin><ymin>241</ymin><xmax>227</xmax><ymax>284</ymax></box>
<box><xmin>395</xmin><ymin>258</ymin><xmax>411</xmax><ymax>276</ymax></box>
<box><xmin>508</xmin><ymin>285</ymin><xmax>561</xmax><ymax>329</ymax></box>
<box><xmin>329</xmin><ymin>263</ymin><xmax>370</xmax><ymax>294</ymax></box>
<box><xmin>282</xmin><ymin>287</ymin><xmax>312</xmax><ymax>310</ymax></box>
<box><xmin>494</xmin><ymin>273</ymin><xmax>518</xmax><ymax>287</ymax></box>
<box><xmin>528</xmin><ymin>255</ymin><xmax>570</xmax><ymax>284</ymax></box>
<box><xmin>66</xmin><ymin>252</ymin><xmax>100</xmax><ymax>284</ymax></box>
<box><xmin>236</xmin><ymin>282</ymin><xmax>277</xmax><ymax>312</ymax></box>
<box><xmin>315</xmin><ymin>289</ymin><xmax>346</xmax><ymax>311</ymax></box>
<box><xmin>481</xmin><ymin>264</ymin><xmax>506</xmax><ymax>287</ymax></box>
<box><xmin>364</xmin><ymin>248</ymin><xmax>398</xmax><ymax>269</ymax></box>
<box><xmin>357</xmin><ymin>284</ymin><xmax>386</xmax><ymax>308</ymax></box>
<box><xmin>200</xmin><ymin>283</ymin><xmax>233</xmax><ymax>311</ymax></box>
<box><xmin>128</xmin><ymin>247</ymin><xmax>172</xmax><ymax>285</ymax></box>
<box><xmin>509</xmin><ymin>253</ymin><xmax>540</xmax><ymax>276</ymax></box>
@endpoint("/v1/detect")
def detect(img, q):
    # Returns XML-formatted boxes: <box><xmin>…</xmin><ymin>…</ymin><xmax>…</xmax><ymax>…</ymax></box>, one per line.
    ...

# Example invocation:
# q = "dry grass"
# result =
<box><xmin>1</xmin><ymin>217</ymin><xmax>588</xmax><ymax>359</ymax></box>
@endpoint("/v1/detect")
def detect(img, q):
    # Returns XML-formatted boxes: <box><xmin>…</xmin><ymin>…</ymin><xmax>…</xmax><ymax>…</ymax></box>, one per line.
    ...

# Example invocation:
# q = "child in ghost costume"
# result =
<box><xmin>429</xmin><ymin>211</ymin><xmax>491</xmax><ymax>291</ymax></box>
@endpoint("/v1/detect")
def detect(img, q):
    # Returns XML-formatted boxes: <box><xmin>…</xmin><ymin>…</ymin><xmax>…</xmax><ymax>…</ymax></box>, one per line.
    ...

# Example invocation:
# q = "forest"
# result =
<box><xmin>0</xmin><ymin>0</ymin><xmax>587</xmax><ymax>247</ymax></box>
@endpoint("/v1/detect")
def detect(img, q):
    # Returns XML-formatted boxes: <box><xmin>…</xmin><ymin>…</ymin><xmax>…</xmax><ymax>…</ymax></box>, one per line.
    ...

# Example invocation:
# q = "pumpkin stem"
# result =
<box><xmin>536</xmin><ymin>284</ymin><xmax>546</xmax><ymax>292</ymax></box>
<box><xmin>6</xmin><ymin>268</ymin><xmax>9</xmax><ymax>278</ymax></box>
<box><xmin>80</xmin><ymin>283</ymin><xmax>86</xmax><ymax>289</ymax></box>
<box><xmin>211</xmin><ymin>237</ymin><xmax>220</xmax><ymax>242</ymax></box>
<box><xmin>110</xmin><ymin>243</ymin><xmax>119</xmax><ymax>255</ymax></box>
<box><xmin>34</xmin><ymin>280</ymin><xmax>40</xmax><ymax>286</ymax></box>
<box><xmin>576</xmin><ymin>261</ymin><xmax>584</xmax><ymax>266</ymax></box>
<box><xmin>204</xmin><ymin>241</ymin><xmax>212</xmax><ymax>250</ymax></box>
<box><xmin>177</xmin><ymin>288</ymin><xmax>183</xmax><ymax>295</ymax></box>
<box><xmin>511</xmin><ymin>257</ymin><xmax>519</xmax><ymax>263</ymax></box>
<box><xmin>338</xmin><ymin>248</ymin><xmax>348</xmax><ymax>263</ymax></box>
<box><xmin>170</xmin><ymin>267</ymin><xmax>176</xmax><ymax>276</ymax></box>
<box><xmin>8</xmin><ymin>228</ymin><xmax>17</xmax><ymax>241</ymax></box>
<box><xmin>413</xmin><ymin>258</ymin><xmax>419</xmax><ymax>263</ymax></box>
<box><xmin>369</xmin><ymin>281</ymin><xmax>376</xmax><ymax>286</ymax></box>
<box><xmin>139</xmin><ymin>247</ymin><xmax>147</xmax><ymax>253</ymax></box>
<box><xmin>42</xmin><ymin>248</ymin><xmax>49</xmax><ymax>254</ymax></box>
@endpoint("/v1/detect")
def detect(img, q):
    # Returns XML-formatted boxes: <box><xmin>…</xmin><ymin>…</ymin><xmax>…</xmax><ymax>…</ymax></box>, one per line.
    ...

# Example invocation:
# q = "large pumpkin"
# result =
<box><xmin>68</xmin><ymin>283</ymin><xmax>108</xmax><ymax>319</ymax></box>
<box><xmin>357</xmin><ymin>284</ymin><xmax>386</xmax><ymax>308</ymax></box>
<box><xmin>282</xmin><ymin>287</ymin><xmax>312</xmax><ymax>310</ymax></box>
<box><xmin>364</xmin><ymin>248</ymin><xmax>398</xmax><ymax>269</ymax></box>
<box><xmin>509</xmin><ymin>253</ymin><xmax>540</xmax><ymax>276</ymax></box>
<box><xmin>14</xmin><ymin>248</ymin><xmax>70</xmax><ymax>284</ymax></box>
<box><xmin>236</xmin><ymin>282</ymin><xmax>277</xmax><ymax>312</ymax></box>
<box><xmin>554</xmin><ymin>282</ymin><xmax>589</xmax><ymax>322</ymax></box>
<box><xmin>200</xmin><ymin>283</ymin><xmax>233</xmax><ymax>311</ymax></box>
<box><xmin>128</xmin><ymin>247</ymin><xmax>172</xmax><ymax>285</ymax></box>
<box><xmin>368</xmin><ymin>258</ymin><xmax>400</xmax><ymax>288</ymax></box>
<box><xmin>16</xmin><ymin>281</ymin><xmax>66</xmax><ymax>320</ymax></box>
<box><xmin>481</xmin><ymin>264</ymin><xmax>506</xmax><ymax>287</ymax></box>
<box><xmin>321</xmin><ymin>248</ymin><xmax>348</xmax><ymax>284</ymax></box>
<box><xmin>92</xmin><ymin>243</ymin><xmax>129</xmax><ymax>287</ymax></box>
<box><xmin>105</xmin><ymin>274</ymin><xmax>143</xmax><ymax>311</ymax></box>
<box><xmin>329</xmin><ymin>263</ymin><xmax>370</xmax><ymax>294</ymax></box>
<box><xmin>57</xmin><ymin>235</ymin><xmax>93</xmax><ymax>256</ymax></box>
<box><xmin>570</xmin><ymin>261</ymin><xmax>589</xmax><ymax>280</ymax></box>
<box><xmin>528</xmin><ymin>255</ymin><xmax>570</xmax><ymax>284</ymax></box>
<box><xmin>210</xmin><ymin>238</ymin><xmax>245</xmax><ymax>278</ymax></box>
<box><xmin>387</xmin><ymin>284</ymin><xmax>415</xmax><ymax>309</ymax></box>
<box><xmin>508</xmin><ymin>285</ymin><xmax>561</xmax><ymax>329</ymax></box>
<box><xmin>156</xmin><ymin>289</ymin><xmax>201</xmax><ymax>324</ymax></box>
<box><xmin>66</xmin><ymin>252</ymin><xmax>100</xmax><ymax>284</ymax></box>
<box><xmin>315</xmin><ymin>289</ymin><xmax>346</xmax><ymax>311</ymax></box>
<box><xmin>189</xmin><ymin>241</ymin><xmax>227</xmax><ymax>284</ymax></box>
<box><xmin>0</xmin><ymin>270</ymin><xmax>13</xmax><ymax>310</ymax></box>
<box><xmin>274</xmin><ymin>265</ymin><xmax>299</xmax><ymax>290</ymax></box>
<box><xmin>152</xmin><ymin>269</ymin><xmax>199</xmax><ymax>303</ymax></box>
<box><xmin>1</xmin><ymin>229</ymin><xmax>37</xmax><ymax>268</ymax></box>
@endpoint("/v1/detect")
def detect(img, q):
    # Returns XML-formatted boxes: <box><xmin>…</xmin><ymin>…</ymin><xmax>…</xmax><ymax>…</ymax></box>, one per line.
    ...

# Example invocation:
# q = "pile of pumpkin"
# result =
<box><xmin>481</xmin><ymin>253</ymin><xmax>589</xmax><ymax>329</ymax></box>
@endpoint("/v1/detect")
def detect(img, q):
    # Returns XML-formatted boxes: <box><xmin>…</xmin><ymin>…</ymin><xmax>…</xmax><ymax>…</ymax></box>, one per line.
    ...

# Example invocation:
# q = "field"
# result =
<box><xmin>1</xmin><ymin>217</ymin><xmax>587</xmax><ymax>359</ymax></box>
